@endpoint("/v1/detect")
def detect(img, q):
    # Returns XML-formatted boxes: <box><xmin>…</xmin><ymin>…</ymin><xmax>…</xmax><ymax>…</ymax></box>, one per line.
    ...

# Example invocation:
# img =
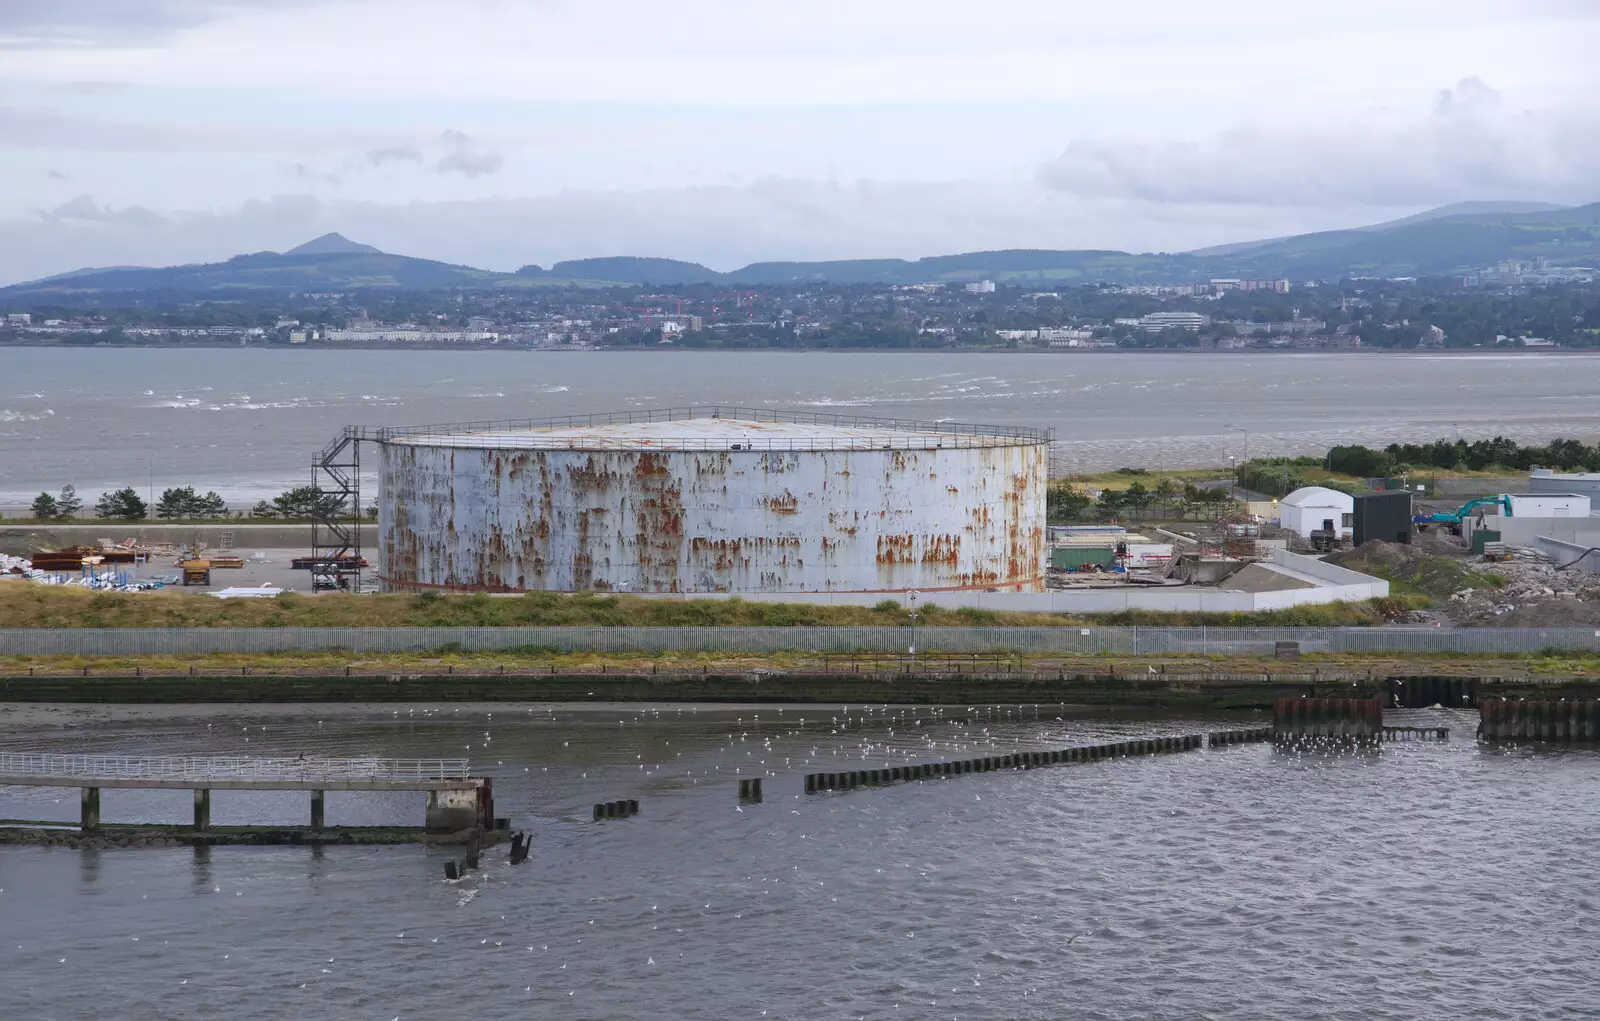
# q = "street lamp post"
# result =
<box><xmin>906</xmin><ymin>590</ymin><xmax>919</xmax><ymax>662</ymax></box>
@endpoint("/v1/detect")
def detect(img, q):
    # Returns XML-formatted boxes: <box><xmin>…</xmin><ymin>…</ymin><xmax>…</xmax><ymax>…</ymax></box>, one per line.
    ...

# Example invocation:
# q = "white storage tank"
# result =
<box><xmin>376</xmin><ymin>409</ymin><xmax>1050</xmax><ymax>593</ymax></box>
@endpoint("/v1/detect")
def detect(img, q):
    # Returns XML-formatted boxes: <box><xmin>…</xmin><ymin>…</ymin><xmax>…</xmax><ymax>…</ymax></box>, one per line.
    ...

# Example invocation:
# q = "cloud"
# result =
<box><xmin>0</xmin><ymin>104</ymin><xmax>418</xmax><ymax>154</ymax></box>
<box><xmin>53</xmin><ymin>80</ymin><xmax>131</xmax><ymax>94</ymax></box>
<box><xmin>47</xmin><ymin>169</ymin><xmax>68</xmax><ymax>179</ymax></box>
<box><xmin>292</xmin><ymin>162</ymin><xmax>344</xmax><ymax>186</ymax></box>
<box><xmin>435</xmin><ymin>130</ymin><xmax>503</xmax><ymax>177</ymax></box>
<box><xmin>39</xmin><ymin>194</ymin><xmax>167</xmax><ymax>228</ymax></box>
<box><xmin>1038</xmin><ymin>78</ymin><xmax>1600</xmax><ymax>207</ymax></box>
<box><xmin>367</xmin><ymin>146</ymin><xmax>422</xmax><ymax>166</ymax></box>
<box><xmin>0</xmin><ymin>0</ymin><xmax>333</xmax><ymax>48</ymax></box>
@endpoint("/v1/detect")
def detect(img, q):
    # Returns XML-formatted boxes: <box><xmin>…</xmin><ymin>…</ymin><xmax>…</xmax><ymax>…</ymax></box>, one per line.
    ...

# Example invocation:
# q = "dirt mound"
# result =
<box><xmin>1491</xmin><ymin>599</ymin><xmax>1600</xmax><ymax>628</ymax></box>
<box><xmin>1325</xmin><ymin>541</ymin><xmax>1493</xmax><ymax>600</ymax></box>
<box><xmin>0</xmin><ymin>528</ymin><xmax>63</xmax><ymax>558</ymax></box>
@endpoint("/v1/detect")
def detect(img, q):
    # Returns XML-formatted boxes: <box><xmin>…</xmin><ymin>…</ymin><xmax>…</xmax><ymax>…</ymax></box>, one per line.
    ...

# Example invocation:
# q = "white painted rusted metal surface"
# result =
<box><xmin>0</xmin><ymin>754</ymin><xmax>478</xmax><ymax>790</ymax></box>
<box><xmin>378</xmin><ymin>412</ymin><xmax>1048</xmax><ymax>593</ymax></box>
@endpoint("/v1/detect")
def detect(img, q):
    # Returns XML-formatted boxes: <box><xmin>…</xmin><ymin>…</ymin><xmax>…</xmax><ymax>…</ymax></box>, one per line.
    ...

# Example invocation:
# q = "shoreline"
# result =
<box><xmin>5</xmin><ymin>340</ymin><xmax>1599</xmax><ymax>356</ymax></box>
<box><xmin>2</xmin><ymin>670</ymin><xmax>1596</xmax><ymax>708</ymax></box>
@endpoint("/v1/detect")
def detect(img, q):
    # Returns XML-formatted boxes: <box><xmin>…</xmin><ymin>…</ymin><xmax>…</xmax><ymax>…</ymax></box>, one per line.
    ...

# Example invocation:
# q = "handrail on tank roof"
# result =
<box><xmin>350</xmin><ymin>406</ymin><xmax>1053</xmax><ymax>444</ymax></box>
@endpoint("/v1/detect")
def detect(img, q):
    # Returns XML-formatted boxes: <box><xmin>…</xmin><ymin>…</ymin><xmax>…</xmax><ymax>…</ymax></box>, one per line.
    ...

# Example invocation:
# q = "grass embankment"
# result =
<box><xmin>1326</xmin><ymin>544</ymin><xmax>1505</xmax><ymax>601</ymax></box>
<box><xmin>0</xmin><ymin>583</ymin><xmax>1419</xmax><ymax>629</ymax></box>
<box><xmin>1060</xmin><ymin>468</ymin><xmax>1224</xmax><ymax>491</ymax></box>
<box><xmin>1060</xmin><ymin>466</ymin><xmax>1523</xmax><ymax>494</ymax></box>
<box><xmin>5</xmin><ymin>650</ymin><xmax>1600</xmax><ymax>678</ymax></box>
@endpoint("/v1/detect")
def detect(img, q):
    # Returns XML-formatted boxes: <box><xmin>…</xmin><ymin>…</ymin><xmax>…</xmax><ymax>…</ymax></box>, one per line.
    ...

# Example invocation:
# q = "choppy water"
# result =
<box><xmin>4</xmin><ymin>347</ymin><xmax>1600</xmax><ymax>508</ymax></box>
<box><xmin>2</xmin><ymin>702</ymin><xmax>1596</xmax><ymax>1020</ymax></box>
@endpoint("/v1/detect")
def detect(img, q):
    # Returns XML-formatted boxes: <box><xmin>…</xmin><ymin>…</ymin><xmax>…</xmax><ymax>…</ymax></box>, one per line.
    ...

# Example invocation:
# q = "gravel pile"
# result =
<box><xmin>1448</xmin><ymin>558</ymin><xmax>1600</xmax><ymax>625</ymax></box>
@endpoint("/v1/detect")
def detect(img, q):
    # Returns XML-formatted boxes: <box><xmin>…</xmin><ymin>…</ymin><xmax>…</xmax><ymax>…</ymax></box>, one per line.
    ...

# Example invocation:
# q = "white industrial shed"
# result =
<box><xmin>1279</xmin><ymin>486</ymin><xmax>1354</xmax><ymax>540</ymax></box>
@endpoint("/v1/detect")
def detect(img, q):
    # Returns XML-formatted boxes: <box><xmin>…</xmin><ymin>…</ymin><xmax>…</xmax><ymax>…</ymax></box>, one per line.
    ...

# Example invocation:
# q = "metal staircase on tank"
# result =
<box><xmin>310</xmin><ymin>426</ymin><xmax>370</xmax><ymax>592</ymax></box>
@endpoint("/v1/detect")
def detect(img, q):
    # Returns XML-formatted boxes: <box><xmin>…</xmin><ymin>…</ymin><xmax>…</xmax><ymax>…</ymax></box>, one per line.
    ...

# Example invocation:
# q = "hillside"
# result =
<box><xmin>286</xmin><ymin>232</ymin><xmax>383</xmax><ymax>256</ymax></box>
<box><xmin>1212</xmin><ymin>203</ymin><xmax>1600</xmax><ymax>278</ymax></box>
<box><xmin>2</xmin><ymin>249</ymin><xmax>509</xmax><ymax>294</ymax></box>
<box><xmin>6</xmin><ymin>202</ymin><xmax>1598</xmax><ymax>297</ymax></box>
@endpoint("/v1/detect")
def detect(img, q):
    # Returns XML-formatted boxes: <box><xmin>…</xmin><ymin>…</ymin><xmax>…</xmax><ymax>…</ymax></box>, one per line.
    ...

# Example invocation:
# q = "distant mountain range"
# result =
<box><xmin>6</xmin><ymin>204</ymin><xmax>1599</xmax><ymax>297</ymax></box>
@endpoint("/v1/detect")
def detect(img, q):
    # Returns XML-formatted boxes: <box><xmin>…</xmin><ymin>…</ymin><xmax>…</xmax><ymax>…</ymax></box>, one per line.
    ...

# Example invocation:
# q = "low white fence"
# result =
<box><xmin>0</xmin><ymin>753</ymin><xmax>471</xmax><ymax>782</ymax></box>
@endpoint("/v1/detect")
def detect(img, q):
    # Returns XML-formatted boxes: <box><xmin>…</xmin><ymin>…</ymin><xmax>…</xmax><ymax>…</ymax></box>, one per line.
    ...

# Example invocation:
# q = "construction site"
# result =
<box><xmin>3</xmin><ymin>442</ymin><xmax>1599</xmax><ymax>625</ymax></box>
<box><xmin>0</xmin><ymin>527</ymin><xmax>369</xmax><ymax>598</ymax></box>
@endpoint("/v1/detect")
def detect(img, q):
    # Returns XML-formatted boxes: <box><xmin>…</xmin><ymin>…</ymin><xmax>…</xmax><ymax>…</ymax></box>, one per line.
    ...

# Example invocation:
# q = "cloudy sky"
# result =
<box><xmin>1</xmin><ymin>0</ymin><xmax>1597</xmax><ymax>283</ymax></box>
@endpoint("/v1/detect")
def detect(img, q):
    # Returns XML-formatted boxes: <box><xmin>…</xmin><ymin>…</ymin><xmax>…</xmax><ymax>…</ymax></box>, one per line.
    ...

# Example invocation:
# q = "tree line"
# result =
<box><xmin>20</xmin><ymin>485</ymin><xmax>367</xmax><ymax>522</ymax></box>
<box><xmin>1048</xmin><ymin>477</ymin><xmax>1238</xmax><ymax>523</ymax></box>
<box><xmin>1231</xmin><ymin>435</ymin><xmax>1600</xmax><ymax>499</ymax></box>
<box><xmin>1329</xmin><ymin>437</ymin><xmax>1600</xmax><ymax>475</ymax></box>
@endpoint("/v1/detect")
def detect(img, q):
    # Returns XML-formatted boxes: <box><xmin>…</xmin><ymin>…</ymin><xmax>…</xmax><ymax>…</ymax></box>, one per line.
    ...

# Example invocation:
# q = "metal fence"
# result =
<box><xmin>0</xmin><ymin>753</ymin><xmax>471</xmax><ymax>782</ymax></box>
<box><xmin>2</xmin><ymin>626</ymin><xmax>1599</xmax><ymax>657</ymax></box>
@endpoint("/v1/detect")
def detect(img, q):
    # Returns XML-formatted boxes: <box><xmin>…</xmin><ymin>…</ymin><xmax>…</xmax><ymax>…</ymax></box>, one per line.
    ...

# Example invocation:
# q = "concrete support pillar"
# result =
<box><xmin>311</xmin><ymin>790</ymin><xmax>325</xmax><ymax>830</ymax></box>
<box><xmin>426</xmin><ymin>788</ymin><xmax>478</xmax><ymax>833</ymax></box>
<box><xmin>193</xmin><ymin>788</ymin><xmax>211</xmax><ymax>832</ymax></box>
<box><xmin>80</xmin><ymin>787</ymin><xmax>101</xmax><ymax>831</ymax></box>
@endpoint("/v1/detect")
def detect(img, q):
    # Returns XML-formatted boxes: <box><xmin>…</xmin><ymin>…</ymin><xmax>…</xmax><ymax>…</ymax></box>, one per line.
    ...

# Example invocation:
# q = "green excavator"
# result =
<box><xmin>1413</xmin><ymin>495</ymin><xmax>1512</xmax><ymax>531</ymax></box>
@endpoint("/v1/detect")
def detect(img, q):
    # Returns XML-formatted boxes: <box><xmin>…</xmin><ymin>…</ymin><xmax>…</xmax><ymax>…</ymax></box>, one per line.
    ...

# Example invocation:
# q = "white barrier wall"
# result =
<box><xmin>628</xmin><ymin>550</ymin><xmax>1388</xmax><ymax>613</ymax></box>
<box><xmin>1536</xmin><ymin>536</ymin><xmax>1600</xmax><ymax>576</ymax></box>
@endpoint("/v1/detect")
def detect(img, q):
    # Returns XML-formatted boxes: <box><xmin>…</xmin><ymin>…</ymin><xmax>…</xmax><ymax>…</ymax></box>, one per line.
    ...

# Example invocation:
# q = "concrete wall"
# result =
<box><xmin>1536</xmin><ymin>536</ymin><xmax>1600</xmax><ymax>576</ymax></box>
<box><xmin>1435</xmin><ymin>476</ymin><xmax>1530</xmax><ymax>498</ymax></box>
<box><xmin>1466</xmin><ymin>514</ymin><xmax>1600</xmax><ymax>547</ymax></box>
<box><xmin>624</xmin><ymin>550</ymin><xmax>1387</xmax><ymax>614</ymax></box>
<box><xmin>1530</xmin><ymin>472</ymin><xmax>1600</xmax><ymax>498</ymax></box>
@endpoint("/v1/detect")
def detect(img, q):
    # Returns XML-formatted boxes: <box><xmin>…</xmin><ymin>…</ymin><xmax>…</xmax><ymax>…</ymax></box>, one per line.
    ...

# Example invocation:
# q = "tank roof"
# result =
<box><xmin>373</xmin><ymin>407</ymin><xmax>1049</xmax><ymax>452</ymax></box>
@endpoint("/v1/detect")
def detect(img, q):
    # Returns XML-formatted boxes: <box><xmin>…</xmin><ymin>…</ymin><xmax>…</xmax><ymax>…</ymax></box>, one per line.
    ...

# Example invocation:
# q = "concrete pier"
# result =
<box><xmin>2</xmin><ymin>754</ymin><xmax>492</xmax><ymax>841</ymax></box>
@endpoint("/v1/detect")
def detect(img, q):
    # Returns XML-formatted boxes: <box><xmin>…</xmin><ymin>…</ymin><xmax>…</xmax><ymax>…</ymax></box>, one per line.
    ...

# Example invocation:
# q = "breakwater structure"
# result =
<box><xmin>592</xmin><ymin>799</ymin><xmax>639</xmax><ymax>821</ymax></box>
<box><xmin>1478</xmin><ymin>698</ymin><xmax>1600</xmax><ymax>742</ymax></box>
<box><xmin>8</xmin><ymin>664</ymin><xmax>1600</xmax><ymax>711</ymax></box>
<box><xmin>1271</xmin><ymin>697</ymin><xmax>1384</xmax><ymax>743</ymax></box>
<box><xmin>0</xmin><ymin>753</ymin><xmax>508</xmax><ymax>847</ymax></box>
<box><xmin>803</xmin><ymin>732</ymin><xmax>1265</xmax><ymax>793</ymax></box>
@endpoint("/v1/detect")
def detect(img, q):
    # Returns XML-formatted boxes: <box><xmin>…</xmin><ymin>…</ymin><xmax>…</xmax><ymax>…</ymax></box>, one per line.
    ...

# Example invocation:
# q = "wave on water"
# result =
<box><xmin>540</xmin><ymin>385</ymin><xmax>570</xmax><ymax>394</ymax></box>
<box><xmin>0</xmin><ymin>408</ymin><xmax>53</xmax><ymax>423</ymax></box>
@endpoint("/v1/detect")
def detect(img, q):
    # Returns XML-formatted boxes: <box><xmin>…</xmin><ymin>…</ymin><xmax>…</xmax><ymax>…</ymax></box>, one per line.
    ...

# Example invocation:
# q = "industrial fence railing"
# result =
<box><xmin>2</xmin><ymin>626</ymin><xmax>1599</xmax><ymax>657</ymax></box>
<box><xmin>0</xmin><ymin>753</ymin><xmax>472</xmax><ymax>782</ymax></box>
<box><xmin>360</xmin><ymin>406</ymin><xmax>1052</xmax><ymax>450</ymax></box>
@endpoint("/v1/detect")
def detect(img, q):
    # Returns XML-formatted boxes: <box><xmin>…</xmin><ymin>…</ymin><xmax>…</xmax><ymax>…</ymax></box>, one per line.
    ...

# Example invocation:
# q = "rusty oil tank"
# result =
<box><xmin>376</xmin><ymin>409</ymin><xmax>1049</xmax><ymax>594</ymax></box>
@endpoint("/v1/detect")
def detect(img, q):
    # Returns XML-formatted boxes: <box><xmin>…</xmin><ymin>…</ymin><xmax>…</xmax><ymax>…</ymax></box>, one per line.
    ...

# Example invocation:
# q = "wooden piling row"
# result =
<box><xmin>592</xmin><ymin>799</ymin><xmax>640</xmax><ymax>821</ymax></box>
<box><xmin>1388</xmin><ymin>675</ymin><xmax>1479</xmax><ymax>709</ymax></box>
<box><xmin>1205</xmin><ymin>727</ymin><xmax>1273</xmax><ymax>746</ymax></box>
<box><xmin>1479</xmin><ymin>699</ymin><xmax>1600</xmax><ymax>742</ymax></box>
<box><xmin>737</xmin><ymin>778</ymin><xmax>763</xmax><ymax>802</ymax></box>
<box><xmin>1380</xmin><ymin>726</ymin><xmax>1449</xmax><ymax>741</ymax></box>
<box><xmin>802</xmin><ymin>734</ymin><xmax>1205</xmax><ymax>793</ymax></box>
<box><xmin>1272</xmin><ymin>698</ymin><xmax>1383</xmax><ymax>742</ymax></box>
<box><xmin>445</xmin><ymin>830</ymin><xmax>483</xmax><ymax>880</ymax></box>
